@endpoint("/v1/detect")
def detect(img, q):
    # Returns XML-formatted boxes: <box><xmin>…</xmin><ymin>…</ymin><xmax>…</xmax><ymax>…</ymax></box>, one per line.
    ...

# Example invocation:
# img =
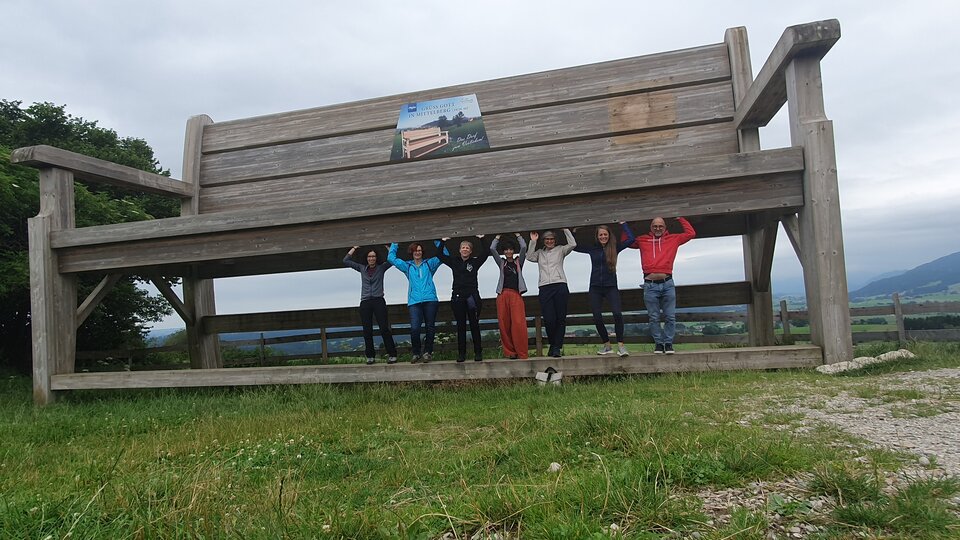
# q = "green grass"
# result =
<box><xmin>0</xmin><ymin>342</ymin><xmax>958</xmax><ymax>538</ymax></box>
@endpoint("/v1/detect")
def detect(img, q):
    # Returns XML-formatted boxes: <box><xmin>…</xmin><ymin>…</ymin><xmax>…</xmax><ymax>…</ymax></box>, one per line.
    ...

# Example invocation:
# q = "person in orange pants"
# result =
<box><xmin>490</xmin><ymin>234</ymin><xmax>529</xmax><ymax>359</ymax></box>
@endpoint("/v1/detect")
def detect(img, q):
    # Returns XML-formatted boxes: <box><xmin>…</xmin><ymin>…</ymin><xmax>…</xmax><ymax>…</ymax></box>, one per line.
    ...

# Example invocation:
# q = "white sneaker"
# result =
<box><xmin>365</xmin><ymin>357</ymin><xmax>375</xmax><ymax>365</ymax></box>
<box><xmin>617</xmin><ymin>345</ymin><xmax>629</xmax><ymax>357</ymax></box>
<box><xmin>597</xmin><ymin>345</ymin><xmax>614</xmax><ymax>355</ymax></box>
<box><xmin>422</xmin><ymin>352</ymin><xmax>432</xmax><ymax>363</ymax></box>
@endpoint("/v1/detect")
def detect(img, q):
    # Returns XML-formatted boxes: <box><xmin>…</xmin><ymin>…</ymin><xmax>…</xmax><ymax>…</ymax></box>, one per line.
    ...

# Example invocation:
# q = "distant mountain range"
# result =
<box><xmin>850</xmin><ymin>251</ymin><xmax>960</xmax><ymax>299</ymax></box>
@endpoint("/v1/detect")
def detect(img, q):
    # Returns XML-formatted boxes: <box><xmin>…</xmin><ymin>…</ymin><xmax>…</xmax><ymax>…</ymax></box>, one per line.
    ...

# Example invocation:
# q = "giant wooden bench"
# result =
<box><xmin>15</xmin><ymin>20</ymin><xmax>852</xmax><ymax>404</ymax></box>
<box><xmin>401</xmin><ymin>127</ymin><xmax>450</xmax><ymax>159</ymax></box>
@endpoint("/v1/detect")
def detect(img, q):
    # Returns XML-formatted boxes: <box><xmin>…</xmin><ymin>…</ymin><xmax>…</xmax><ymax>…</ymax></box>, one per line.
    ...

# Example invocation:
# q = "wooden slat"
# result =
<box><xmin>199</xmin><ymin>82</ymin><xmax>735</xmax><ymax>186</ymax></box>
<box><xmin>56</xmin><ymin>173</ymin><xmax>803</xmax><ymax>275</ymax></box>
<box><xmin>147</xmin><ymin>273</ymin><xmax>193</xmax><ymax>326</ymax></box>
<box><xmin>76</xmin><ymin>273</ymin><xmax>122</xmax><ymax>328</ymax></box>
<box><xmin>52</xmin><ymin>147</ymin><xmax>797</xmax><ymax>251</ymax></box>
<box><xmin>200</xmin><ymin>123</ymin><xmax>740</xmax><ymax>213</ymax></box>
<box><xmin>202</xmin><ymin>44</ymin><xmax>731</xmax><ymax>153</ymax></box>
<box><xmin>734</xmin><ymin>19</ymin><xmax>840</xmax><ymax>129</ymax></box>
<box><xmin>11</xmin><ymin>145</ymin><xmax>193</xmax><ymax>198</ymax></box>
<box><xmin>50</xmin><ymin>345</ymin><xmax>822</xmax><ymax>390</ymax></box>
<box><xmin>202</xmin><ymin>282</ymin><xmax>751</xmax><ymax>334</ymax></box>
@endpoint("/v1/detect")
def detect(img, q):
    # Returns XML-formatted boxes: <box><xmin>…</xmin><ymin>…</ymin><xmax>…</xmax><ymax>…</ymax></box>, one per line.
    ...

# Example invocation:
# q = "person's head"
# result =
<box><xmin>542</xmin><ymin>230</ymin><xmax>557</xmax><ymax>249</ymax></box>
<box><xmin>500</xmin><ymin>239</ymin><xmax>517</xmax><ymax>259</ymax></box>
<box><xmin>596</xmin><ymin>225</ymin><xmax>611</xmax><ymax>246</ymax></box>
<box><xmin>365</xmin><ymin>249</ymin><xmax>379</xmax><ymax>267</ymax></box>
<box><xmin>650</xmin><ymin>217</ymin><xmax>667</xmax><ymax>238</ymax></box>
<box><xmin>459</xmin><ymin>240</ymin><xmax>474</xmax><ymax>260</ymax></box>
<box><xmin>408</xmin><ymin>242</ymin><xmax>424</xmax><ymax>261</ymax></box>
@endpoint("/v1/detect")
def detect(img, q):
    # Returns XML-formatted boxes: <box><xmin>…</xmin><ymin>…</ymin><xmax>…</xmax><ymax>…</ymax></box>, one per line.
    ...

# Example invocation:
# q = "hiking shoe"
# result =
<box><xmin>551</xmin><ymin>349</ymin><xmax>562</xmax><ymax>358</ymax></box>
<box><xmin>508</xmin><ymin>355</ymin><xmax>519</xmax><ymax>360</ymax></box>
<box><xmin>617</xmin><ymin>344</ymin><xmax>629</xmax><ymax>357</ymax></box>
<box><xmin>474</xmin><ymin>353</ymin><xmax>483</xmax><ymax>362</ymax></box>
<box><xmin>664</xmin><ymin>343</ymin><xmax>675</xmax><ymax>355</ymax></box>
<box><xmin>410</xmin><ymin>355</ymin><xmax>421</xmax><ymax>364</ymax></box>
<box><xmin>654</xmin><ymin>343</ymin><xmax>665</xmax><ymax>354</ymax></box>
<box><xmin>365</xmin><ymin>357</ymin><xmax>376</xmax><ymax>365</ymax></box>
<box><xmin>597</xmin><ymin>344</ymin><xmax>614</xmax><ymax>355</ymax></box>
<box><xmin>387</xmin><ymin>356</ymin><xmax>397</xmax><ymax>364</ymax></box>
<box><xmin>457</xmin><ymin>355</ymin><xmax>466</xmax><ymax>363</ymax></box>
<box><xmin>422</xmin><ymin>352</ymin><xmax>432</xmax><ymax>363</ymax></box>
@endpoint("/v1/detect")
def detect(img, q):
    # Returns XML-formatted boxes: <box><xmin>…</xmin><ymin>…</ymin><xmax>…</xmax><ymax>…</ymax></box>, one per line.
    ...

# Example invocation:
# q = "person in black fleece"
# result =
<box><xmin>437</xmin><ymin>235</ymin><xmax>490</xmax><ymax>361</ymax></box>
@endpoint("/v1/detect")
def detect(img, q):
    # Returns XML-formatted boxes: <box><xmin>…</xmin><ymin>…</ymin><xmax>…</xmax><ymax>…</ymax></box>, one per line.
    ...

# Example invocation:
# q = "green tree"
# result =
<box><xmin>436</xmin><ymin>115</ymin><xmax>449</xmax><ymax>129</ymax></box>
<box><xmin>453</xmin><ymin>111</ymin><xmax>466</xmax><ymax>127</ymax></box>
<box><xmin>1</xmin><ymin>100</ymin><xmax>177</xmax><ymax>373</ymax></box>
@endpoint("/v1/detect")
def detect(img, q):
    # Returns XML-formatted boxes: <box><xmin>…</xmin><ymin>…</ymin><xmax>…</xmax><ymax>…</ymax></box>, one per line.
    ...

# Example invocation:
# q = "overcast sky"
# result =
<box><xmin>3</xmin><ymin>0</ymin><xmax>958</xmax><ymax>329</ymax></box>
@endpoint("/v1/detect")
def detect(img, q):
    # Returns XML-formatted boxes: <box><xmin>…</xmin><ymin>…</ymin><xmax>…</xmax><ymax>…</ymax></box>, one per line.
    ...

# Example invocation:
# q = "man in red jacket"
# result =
<box><xmin>623</xmin><ymin>217</ymin><xmax>696</xmax><ymax>354</ymax></box>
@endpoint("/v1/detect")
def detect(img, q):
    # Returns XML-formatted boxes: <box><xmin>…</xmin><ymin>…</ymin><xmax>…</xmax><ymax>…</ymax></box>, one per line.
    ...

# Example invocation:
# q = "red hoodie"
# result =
<box><xmin>622</xmin><ymin>217</ymin><xmax>696</xmax><ymax>275</ymax></box>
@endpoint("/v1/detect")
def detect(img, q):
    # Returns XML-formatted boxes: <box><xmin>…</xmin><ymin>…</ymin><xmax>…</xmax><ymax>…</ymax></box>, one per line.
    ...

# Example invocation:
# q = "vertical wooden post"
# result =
<box><xmin>29</xmin><ymin>168</ymin><xmax>77</xmax><ymax>405</ymax></box>
<box><xmin>181</xmin><ymin>115</ymin><xmax>222</xmax><ymax>369</ymax></box>
<box><xmin>726</xmin><ymin>26</ymin><xmax>775</xmax><ymax>346</ymax></box>
<box><xmin>893</xmin><ymin>293</ymin><xmax>906</xmax><ymax>346</ymax></box>
<box><xmin>786</xmin><ymin>56</ymin><xmax>854</xmax><ymax>364</ymax></box>
<box><xmin>534</xmin><ymin>315</ymin><xmax>543</xmax><ymax>357</ymax></box>
<box><xmin>779</xmin><ymin>300</ymin><xmax>792</xmax><ymax>344</ymax></box>
<box><xmin>321</xmin><ymin>327</ymin><xmax>329</xmax><ymax>362</ymax></box>
<box><xmin>258</xmin><ymin>332</ymin><xmax>266</xmax><ymax>365</ymax></box>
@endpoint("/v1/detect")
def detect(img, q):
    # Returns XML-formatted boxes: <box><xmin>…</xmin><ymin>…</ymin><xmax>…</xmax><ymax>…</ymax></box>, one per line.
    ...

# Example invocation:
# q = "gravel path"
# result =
<box><xmin>692</xmin><ymin>367</ymin><xmax>960</xmax><ymax>539</ymax></box>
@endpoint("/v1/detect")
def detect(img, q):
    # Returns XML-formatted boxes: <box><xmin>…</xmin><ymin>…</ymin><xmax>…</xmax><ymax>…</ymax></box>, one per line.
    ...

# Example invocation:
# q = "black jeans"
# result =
<box><xmin>538</xmin><ymin>283</ymin><xmax>569</xmax><ymax>352</ymax></box>
<box><xmin>451</xmin><ymin>292</ymin><xmax>482</xmax><ymax>357</ymax></box>
<box><xmin>588</xmin><ymin>285</ymin><xmax>624</xmax><ymax>343</ymax></box>
<box><xmin>359</xmin><ymin>297</ymin><xmax>397</xmax><ymax>357</ymax></box>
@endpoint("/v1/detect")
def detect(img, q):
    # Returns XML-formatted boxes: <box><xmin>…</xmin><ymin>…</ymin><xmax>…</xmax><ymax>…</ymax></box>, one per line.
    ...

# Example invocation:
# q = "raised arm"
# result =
<box><xmin>343</xmin><ymin>246</ymin><xmax>365</xmax><ymax>271</ymax></box>
<box><xmin>526</xmin><ymin>231</ymin><xmax>540</xmax><ymax>262</ymax></box>
<box><xmin>617</xmin><ymin>222</ymin><xmax>636</xmax><ymax>252</ymax></box>
<box><xmin>516</xmin><ymin>234</ymin><xmax>528</xmax><ymax>262</ymax></box>
<box><xmin>490</xmin><ymin>235</ymin><xmax>506</xmax><ymax>269</ymax></box>
<box><xmin>560</xmin><ymin>228</ymin><xmax>577</xmax><ymax>255</ymax></box>
<box><xmin>386</xmin><ymin>243</ymin><xmax>410</xmax><ymax>273</ymax></box>
<box><xmin>676</xmin><ymin>217</ymin><xmax>697</xmax><ymax>243</ymax></box>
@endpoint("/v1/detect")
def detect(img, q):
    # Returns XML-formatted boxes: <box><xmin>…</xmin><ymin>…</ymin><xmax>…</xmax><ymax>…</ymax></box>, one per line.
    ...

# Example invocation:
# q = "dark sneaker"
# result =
<box><xmin>508</xmin><ymin>355</ymin><xmax>519</xmax><ymax>360</ymax></box>
<box><xmin>387</xmin><ymin>356</ymin><xmax>397</xmax><ymax>364</ymax></box>
<box><xmin>410</xmin><ymin>355</ymin><xmax>421</xmax><ymax>364</ymax></box>
<box><xmin>551</xmin><ymin>349</ymin><xmax>562</xmax><ymax>358</ymax></box>
<box><xmin>474</xmin><ymin>353</ymin><xmax>483</xmax><ymax>362</ymax></box>
<box><xmin>457</xmin><ymin>355</ymin><xmax>466</xmax><ymax>363</ymax></box>
<box><xmin>422</xmin><ymin>352</ymin><xmax>432</xmax><ymax>363</ymax></box>
<box><xmin>365</xmin><ymin>357</ymin><xmax>376</xmax><ymax>365</ymax></box>
<box><xmin>664</xmin><ymin>343</ymin><xmax>675</xmax><ymax>355</ymax></box>
<box><xmin>654</xmin><ymin>343</ymin><xmax>665</xmax><ymax>354</ymax></box>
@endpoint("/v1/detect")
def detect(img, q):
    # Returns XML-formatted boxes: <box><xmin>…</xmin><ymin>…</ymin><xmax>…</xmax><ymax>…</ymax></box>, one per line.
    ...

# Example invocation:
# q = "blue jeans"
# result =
<box><xmin>408</xmin><ymin>301</ymin><xmax>438</xmax><ymax>355</ymax></box>
<box><xmin>643</xmin><ymin>279</ymin><xmax>676</xmax><ymax>345</ymax></box>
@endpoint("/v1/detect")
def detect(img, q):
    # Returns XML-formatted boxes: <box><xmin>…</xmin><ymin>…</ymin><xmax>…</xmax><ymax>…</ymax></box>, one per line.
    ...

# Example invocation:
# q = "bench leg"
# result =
<box><xmin>184</xmin><ymin>276</ymin><xmax>222</xmax><ymax>369</ymax></box>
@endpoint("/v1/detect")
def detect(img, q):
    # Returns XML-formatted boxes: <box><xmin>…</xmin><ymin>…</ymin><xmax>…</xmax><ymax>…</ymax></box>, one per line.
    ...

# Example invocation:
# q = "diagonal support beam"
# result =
<box><xmin>750</xmin><ymin>216</ymin><xmax>779</xmax><ymax>293</ymax></box>
<box><xmin>147</xmin><ymin>273</ymin><xmax>193</xmax><ymax>326</ymax></box>
<box><xmin>781</xmin><ymin>213</ymin><xmax>802</xmax><ymax>264</ymax></box>
<box><xmin>76</xmin><ymin>273</ymin><xmax>122</xmax><ymax>328</ymax></box>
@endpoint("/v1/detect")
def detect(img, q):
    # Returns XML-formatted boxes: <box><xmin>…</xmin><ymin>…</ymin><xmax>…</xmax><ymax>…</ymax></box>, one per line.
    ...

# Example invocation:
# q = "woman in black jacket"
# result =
<box><xmin>437</xmin><ymin>235</ymin><xmax>490</xmax><ymax>362</ymax></box>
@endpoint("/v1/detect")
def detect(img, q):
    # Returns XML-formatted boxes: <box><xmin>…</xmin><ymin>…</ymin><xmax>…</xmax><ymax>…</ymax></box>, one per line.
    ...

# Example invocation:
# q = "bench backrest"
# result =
<box><xmin>195</xmin><ymin>43</ymin><xmax>737</xmax><ymax>215</ymax></box>
<box><xmin>401</xmin><ymin>127</ymin><xmax>443</xmax><ymax>141</ymax></box>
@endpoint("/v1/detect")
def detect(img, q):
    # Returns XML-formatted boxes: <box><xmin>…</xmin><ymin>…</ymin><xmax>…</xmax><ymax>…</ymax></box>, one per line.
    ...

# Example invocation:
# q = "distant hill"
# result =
<box><xmin>850</xmin><ymin>251</ymin><xmax>960</xmax><ymax>299</ymax></box>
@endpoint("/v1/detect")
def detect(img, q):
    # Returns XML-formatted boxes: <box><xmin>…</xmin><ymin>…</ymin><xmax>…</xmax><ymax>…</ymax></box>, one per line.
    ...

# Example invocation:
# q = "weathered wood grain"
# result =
<box><xmin>49</xmin><ymin>345</ymin><xmax>822</xmax><ymax>390</ymax></box>
<box><xmin>52</xmin><ymin>148</ymin><xmax>797</xmax><ymax>250</ymax></box>
<box><xmin>76</xmin><ymin>273</ymin><xmax>122</xmax><ymax>328</ymax></box>
<box><xmin>788</xmin><ymin>56</ymin><xmax>852</xmax><ymax>364</ymax></box>
<box><xmin>199</xmin><ymin>83</ymin><xmax>735</xmax><ymax>186</ymax></box>
<box><xmin>202</xmin><ymin>282</ymin><xmax>751</xmax><ymax>334</ymax></box>
<box><xmin>199</xmin><ymin>123</ymin><xmax>741</xmax><ymax>213</ymax></box>
<box><xmin>12</xmin><ymin>145</ymin><xmax>193</xmax><ymax>197</ymax></box>
<box><xmin>55</xmin><ymin>173</ymin><xmax>803</xmax><ymax>275</ymax></box>
<box><xmin>734</xmin><ymin>19</ymin><xmax>840</xmax><ymax>129</ymax></box>
<box><xmin>201</xmin><ymin>44</ymin><xmax>732</xmax><ymax>153</ymax></box>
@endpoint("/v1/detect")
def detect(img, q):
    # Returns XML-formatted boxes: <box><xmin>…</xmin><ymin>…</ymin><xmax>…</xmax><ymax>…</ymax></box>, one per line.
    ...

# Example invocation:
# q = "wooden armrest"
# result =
<box><xmin>733</xmin><ymin>19</ymin><xmax>840</xmax><ymax>129</ymax></box>
<box><xmin>11</xmin><ymin>145</ymin><xmax>193</xmax><ymax>197</ymax></box>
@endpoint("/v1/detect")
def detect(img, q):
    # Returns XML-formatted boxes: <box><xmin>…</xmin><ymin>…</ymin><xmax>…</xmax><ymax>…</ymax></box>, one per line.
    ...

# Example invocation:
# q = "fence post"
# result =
<box><xmin>893</xmin><ymin>293</ymin><xmax>906</xmax><ymax>346</ymax></box>
<box><xmin>535</xmin><ymin>316</ymin><xmax>543</xmax><ymax>357</ymax></box>
<box><xmin>779</xmin><ymin>300</ymin><xmax>792</xmax><ymax>344</ymax></box>
<box><xmin>320</xmin><ymin>327</ymin><xmax>329</xmax><ymax>362</ymax></box>
<box><xmin>258</xmin><ymin>332</ymin><xmax>265</xmax><ymax>365</ymax></box>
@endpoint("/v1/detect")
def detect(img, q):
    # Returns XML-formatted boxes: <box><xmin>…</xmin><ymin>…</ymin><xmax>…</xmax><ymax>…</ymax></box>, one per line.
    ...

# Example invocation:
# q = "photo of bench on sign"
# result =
<box><xmin>401</xmin><ymin>126</ymin><xmax>449</xmax><ymax>159</ymax></box>
<box><xmin>390</xmin><ymin>94</ymin><xmax>490</xmax><ymax>161</ymax></box>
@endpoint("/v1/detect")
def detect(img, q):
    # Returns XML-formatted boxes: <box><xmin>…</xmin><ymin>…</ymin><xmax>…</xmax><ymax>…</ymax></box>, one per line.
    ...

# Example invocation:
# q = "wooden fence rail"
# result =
<box><xmin>77</xmin><ymin>294</ymin><xmax>959</xmax><ymax>368</ymax></box>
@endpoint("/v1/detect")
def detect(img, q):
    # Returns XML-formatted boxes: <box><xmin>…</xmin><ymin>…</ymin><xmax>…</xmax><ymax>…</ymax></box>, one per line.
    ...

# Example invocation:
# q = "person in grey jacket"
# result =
<box><xmin>526</xmin><ymin>228</ymin><xmax>576</xmax><ymax>357</ymax></box>
<box><xmin>344</xmin><ymin>246</ymin><xmax>398</xmax><ymax>364</ymax></box>
<box><xmin>491</xmin><ymin>233</ymin><xmax>529</xmax><ymax>359</ymax></box>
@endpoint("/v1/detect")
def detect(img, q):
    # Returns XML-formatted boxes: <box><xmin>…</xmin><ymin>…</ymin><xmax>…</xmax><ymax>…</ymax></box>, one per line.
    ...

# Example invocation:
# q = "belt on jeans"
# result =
<box><xmin>644</xmin><ymin>275</ymin><xmax>672</xmax><ymax>284</ymax></box>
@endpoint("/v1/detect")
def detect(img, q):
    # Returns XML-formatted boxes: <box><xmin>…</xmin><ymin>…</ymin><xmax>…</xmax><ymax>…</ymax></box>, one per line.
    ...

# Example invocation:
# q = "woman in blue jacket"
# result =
<box><xmin>574</xmin><ymin>222</ymin><xmax>635</xmax><ymax>357</ymax></box>
<box><xmin>388</xmin><ymin>242</ymin><xmax>443</xmax><ymax>363</ymax></box>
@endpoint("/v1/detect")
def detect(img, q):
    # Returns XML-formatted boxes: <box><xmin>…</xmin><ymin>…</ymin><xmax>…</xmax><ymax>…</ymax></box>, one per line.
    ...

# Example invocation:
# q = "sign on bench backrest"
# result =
<box><xmin>195</xmin><ymin>44</ymin><xmax>737</xmax><ymax>215</ymax></box>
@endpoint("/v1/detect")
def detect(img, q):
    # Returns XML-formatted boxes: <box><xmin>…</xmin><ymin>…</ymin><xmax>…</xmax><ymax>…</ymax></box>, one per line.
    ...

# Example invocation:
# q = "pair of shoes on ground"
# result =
<box><xmin>366</xmin><ymin>356</ymin><xmax>399</xmax><ymax>365</ymax></box>
<box><xmin>598</xmin><ymin>344</ymin><xmax>630</xmax><ymax>357</ymax></box>
<box><xmin>653</xmin><ymin>343</ymin><xmax>675</xmax><ymax>354</ymax></box>
<box><xmin>410</xmin><ymin>352</ymin><xmax>432</xmax><ymax>364</ymax></box>
<box><xmin>457</xmin><ymin>352</ymin><xmax>484</xmax><ymax>363</ymax></box>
